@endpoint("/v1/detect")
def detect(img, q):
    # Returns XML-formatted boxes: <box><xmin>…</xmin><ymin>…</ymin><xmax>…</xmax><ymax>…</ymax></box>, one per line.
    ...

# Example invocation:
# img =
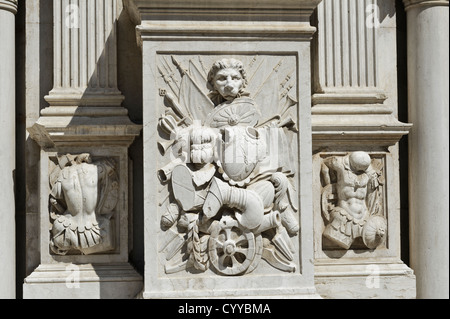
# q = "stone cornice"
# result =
<box><xmin>0</xmin><ymin>0</ymin><xmax>18</xmax><ymax>14</ymax></box>
<box><xmin>403</xmin><ymin>0</ymin><xmax>449</xmax><ymax>10</ymax></box>
<box><xmin>125</xmin><ymin>0</ymin><xmax>322</xmax><ymax>25</ymax></box>
<box><xmin>125</xmin><ymin>0</ymin><xmax>321</xmax><ymax>42</ymax></box>
<box><xmin>130</xmin><ymin>0</ymin><xmax>321</xmax><ymax>10</ymax></box>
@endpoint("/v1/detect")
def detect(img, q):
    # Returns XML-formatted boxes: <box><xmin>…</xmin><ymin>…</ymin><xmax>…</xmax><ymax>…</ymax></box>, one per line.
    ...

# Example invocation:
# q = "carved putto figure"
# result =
<box><xmin>157</xmin><ymin>56</ymin><xmax>300</xmax><ymax>276</ymax></box>
<box><xmin>49</xmin><ymin>153</ymin><xmax>118</xmax><ymax>255</ymax></box>
<box><xmin>320</xmin><ymin>152</ymin><xmax>387</xmax><ymax>250</ymax></box>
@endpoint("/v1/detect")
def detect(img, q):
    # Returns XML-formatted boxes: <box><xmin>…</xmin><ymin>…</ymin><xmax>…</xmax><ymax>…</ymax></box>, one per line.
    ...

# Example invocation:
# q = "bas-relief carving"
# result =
<box><xmin>157</xmin><ymin>56</ymin><xmax>300</xmax><ymax>276</ymax></box>
<box><xmin>320</xmin><ymin>152</ymin><xmax>387</xmax><ymax>250</ymax></box>
<box><xmin>49</xmin><ymin>153</ymin><xmax>119</xmax><ymax>255</ymax></box>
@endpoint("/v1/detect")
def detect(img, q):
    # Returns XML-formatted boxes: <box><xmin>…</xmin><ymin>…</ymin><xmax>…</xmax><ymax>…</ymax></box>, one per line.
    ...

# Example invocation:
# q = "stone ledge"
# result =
<box><xmin>143</xmin><ymin>287</ymin><xmax>321</xmax><ymax>299</ymax></box>
<box><xmin>28</xmin><ymin>114</ymin><xmax>142</xmax><ymax>149</ymax></box>
<box><xmin>312</xmin><ymin>114</ymin><xmax>412</xmax><ymax>147</ymax></box>
<box><xmin>23</xmin><ymin>263</ymin><xmax>143</xmax><ymax>299</ymax></box>
<box><xmin>127</xmin><ymin>0</ymin><xmax>321</xmax><ymax>20</ymax></box>
<box><xmin>315</xmin><ymin>262</ymin><xmax>416</xmax><ymax>299</ymax></box>
<box><xmin>131</xmin><ymin>0</ymin><xmax>321</xmax><ymax>9</ymax></box>
<box><xmin>126</xmin><ymin>0</ymin><xmax>321</xmax><ymax>41</ymax></box>
<box><xmin>312</xmin><ymin>91</ymin><xmax>388</xmax><ymax>107</ymax></box>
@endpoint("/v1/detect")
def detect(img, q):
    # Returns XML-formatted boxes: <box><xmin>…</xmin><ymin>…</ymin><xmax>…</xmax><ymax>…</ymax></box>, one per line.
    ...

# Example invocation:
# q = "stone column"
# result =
<box><xmin>0</xmin><ymin>0</ymin><xmax>18</xmax><ymax>299</ymax></box>
<box><xmin>404</xmin><ymin>0</ymin><xmax>449</xmax><ymax>299</ymax></box>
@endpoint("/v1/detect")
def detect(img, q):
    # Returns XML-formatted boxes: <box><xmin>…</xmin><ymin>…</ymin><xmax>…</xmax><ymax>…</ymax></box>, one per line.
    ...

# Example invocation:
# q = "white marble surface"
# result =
<box><xmin>134</xmin><ymin>0</ymin><xmax>321</xmax><ymax>298</ymax></box>
<box><xmin>0</xmin><ymin>1</ymin><xmax>17</xmax><ymax>299</ymax></box>
<box><xmin>311</xmin><ymin>0</ymin><xmax>416</xmax><ymax>299</ymax></box>
<box><xmin>405</xmin><ymin>0</ymin><xmax>449</xmax><ymax>299</ymax></box>
<box><xmin>143</xmin><ymin>44</ymin><xmax>319</xmax><ymax>300</ymax></box>
<box><xmin>11</xmin><ymin>0</ymin><xmax>447</xmax><ymax>299</ymax></box>
<box><xmin>23</xmin><ymin>263</ymin><xmax>143</xmax><ymax>299</ymax></box>
<box><xmin>23</xmin><ymin>0</ymin><xmax>143</xmax><ymax>299</ymax></box>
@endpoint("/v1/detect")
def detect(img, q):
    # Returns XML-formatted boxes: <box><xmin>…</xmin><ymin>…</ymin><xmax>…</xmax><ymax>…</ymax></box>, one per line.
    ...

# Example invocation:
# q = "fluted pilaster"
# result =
<box><xmin>316</xmin><ymin>0</ymin><xmax>378</xmax><ymax>90</ymax></box>
<box><xmin>313</xmin><ymin>0</ymin><xmax>386</xmax><ymax>105</ymax></box>
<box><xmin>29</xmin><ymin>0</ymin><xmax>141</xmax><ymax>148</ymax></box>
<box><xmin>45</xmin><ymin>0</ymin><xmax>123</xmax><ymax>107</ymax></box>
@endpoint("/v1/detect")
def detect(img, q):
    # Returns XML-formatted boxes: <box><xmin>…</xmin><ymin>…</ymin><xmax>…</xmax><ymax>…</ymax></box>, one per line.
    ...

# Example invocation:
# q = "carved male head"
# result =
<box><xmin>349</xmin><ymin>151</ymin><xmax>371</xmax><ymax>173</ymax></box>
<box><xmin>207</xmin><ymin>58</ymin><xmax>248</xmax><ymax>102</ymax></box>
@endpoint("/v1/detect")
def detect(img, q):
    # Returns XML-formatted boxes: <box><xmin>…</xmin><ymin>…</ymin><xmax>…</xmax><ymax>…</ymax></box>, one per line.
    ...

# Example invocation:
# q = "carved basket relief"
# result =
<box><xmin>320</xmin><ymin>152</ymin><xmax>387</xmax><ymax>250</ymax></box>
<box><xmin>156</xmin><ymin>55</ymin><xmax>301</xmax><ymax>276</ymax></box>
<box><xmin>48</xmin><ymin>153</ymin><xmax>119</xmax><ymax>256</ymax></box>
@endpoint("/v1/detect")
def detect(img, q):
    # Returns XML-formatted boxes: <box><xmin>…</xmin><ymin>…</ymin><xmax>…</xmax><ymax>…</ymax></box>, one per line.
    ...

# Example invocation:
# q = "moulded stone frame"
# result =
<box><xmin>38</xmin><ymin>146</ymin><xmax>132</xmax><ymax>265</ymax></box>
<box><xmin>142</xmin><ymin>40</ymin><xmax>317</xmax><ymax>298</ymax></box>
<box><xmin>312</xmin><ymin>146</ymin><xmax>415</xmax><ymax>298</ymax></box>
<box><xmin>312</xmin><ymin>150</ymin><xmax>402</xmax><ymax>261</ymax></box>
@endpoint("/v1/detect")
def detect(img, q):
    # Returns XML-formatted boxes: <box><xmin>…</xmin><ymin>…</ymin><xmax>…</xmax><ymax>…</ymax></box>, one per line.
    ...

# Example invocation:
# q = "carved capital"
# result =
<box><xmin>0</xmin><ymin>0</ymin><xmax>18</xmax><ymax>14</ymax></box>
<box><xmin>403</xmin><ymin>0</ymin><xmax>449</xmax><ymax>10</ymax></box>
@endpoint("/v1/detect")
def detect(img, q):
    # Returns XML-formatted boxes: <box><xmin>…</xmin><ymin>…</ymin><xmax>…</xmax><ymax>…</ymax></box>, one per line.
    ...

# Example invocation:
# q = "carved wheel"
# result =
<box><xmin>208</xmin><ymin>217</ymin><xmax>260</xmax><ymax>276</ymax></box>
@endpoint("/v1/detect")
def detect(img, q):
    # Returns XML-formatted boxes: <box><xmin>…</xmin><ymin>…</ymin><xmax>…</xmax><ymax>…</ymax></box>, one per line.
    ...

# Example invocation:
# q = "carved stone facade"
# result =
<box><xmin>134</xmin><ymin>0</ymin><xmax>319</xmax><ymax>293</ymax></box>
<box><xmin>1</xmin><ymin>0</ymin><xmax>448</xmax><ymax>299</ymax></box>
<box><xmin>21</xmin><ymin>0</ymin><xmax>143</xmax><ymax>299</ymax></box>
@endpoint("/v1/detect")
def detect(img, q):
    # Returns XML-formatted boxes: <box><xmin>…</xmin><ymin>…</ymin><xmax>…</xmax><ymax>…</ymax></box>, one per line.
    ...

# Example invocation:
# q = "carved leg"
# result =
<box><xmin>203</xmin><ymin>177</ymin><xmax>264</xmax><ymax>230</ymax></box>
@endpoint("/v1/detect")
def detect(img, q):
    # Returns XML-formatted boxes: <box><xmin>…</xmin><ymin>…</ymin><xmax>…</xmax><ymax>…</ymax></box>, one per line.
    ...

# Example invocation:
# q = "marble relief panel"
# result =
<box><xmin>319</xmin><ymin>152</ymin><xmax>387</xmax><ymax>251</ymax></box>
<box><xmin>48</xmin><ymin>153</ymin><xmax>120</xmax><ymax>256</ymax></box>
<box><xmin>155</xmin><ymin>54</ymin><xmax>303</xmax><ymax>276</ymax></box>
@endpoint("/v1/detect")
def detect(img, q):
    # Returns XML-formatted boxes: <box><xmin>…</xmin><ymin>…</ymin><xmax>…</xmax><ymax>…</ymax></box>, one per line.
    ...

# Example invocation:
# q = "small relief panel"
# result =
<box><xmin>156</xmin><ymin>54</ymin><xmax>301</xmax><ymax>276</ymax></box>
<box><xmin>48</xmin><ymin>153</ymin><xmax>119</xmax><ymax>256</ymax></box>
<box><xmin>320</xmin><ymin>152</ymin><xmax>387</xmax><ymax>250</ymax></box>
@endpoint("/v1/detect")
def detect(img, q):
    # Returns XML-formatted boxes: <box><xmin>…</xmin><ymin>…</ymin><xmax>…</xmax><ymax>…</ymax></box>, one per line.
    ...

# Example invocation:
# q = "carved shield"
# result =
<box><xmin>218</xmin><ymin>126</ymin><xmax>266</xmax><ymax>185</ymax></box>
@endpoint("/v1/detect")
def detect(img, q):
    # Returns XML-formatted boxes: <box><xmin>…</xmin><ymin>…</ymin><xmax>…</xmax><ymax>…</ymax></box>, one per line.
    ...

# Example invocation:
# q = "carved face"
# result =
<box><xmin>213</xmin><ymin>68</ymin><xmax>244</xmax><ymax>101</ymax></box>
